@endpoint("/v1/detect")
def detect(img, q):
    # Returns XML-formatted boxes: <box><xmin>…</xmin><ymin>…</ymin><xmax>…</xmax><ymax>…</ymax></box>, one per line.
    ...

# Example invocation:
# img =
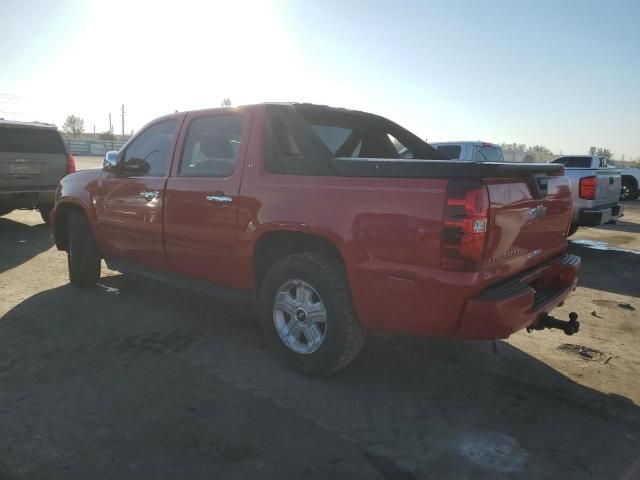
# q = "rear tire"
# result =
<box><xmin>67</xmin><ymin>212</ymin><xmax>101</xmax><ymax>287</ymax></box>
<box><xmin>567</xmin><ymin>224</ymin><xmax>579</xmax><ymax>237</ymax></box>
<box><xmin>257</xmin><ymin>252</ymin><xmax>365</xmax><ymax>376</ymax></box>
<box><xmin>621</xmin><ymin>178</ymin><xmax>639</xmax><ymax>201</ymax></box>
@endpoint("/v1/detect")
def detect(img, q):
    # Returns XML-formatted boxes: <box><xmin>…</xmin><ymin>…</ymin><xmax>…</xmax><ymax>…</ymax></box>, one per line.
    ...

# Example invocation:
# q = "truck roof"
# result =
<box><xmin>430</xmin><ymin>141</ymin><xmax>501</xmax><ymax>148</ymax></box>
<box><xmin>0</xmin><ymin>119</ymin><xmax>58</xmax><ymax>130</ymax></box>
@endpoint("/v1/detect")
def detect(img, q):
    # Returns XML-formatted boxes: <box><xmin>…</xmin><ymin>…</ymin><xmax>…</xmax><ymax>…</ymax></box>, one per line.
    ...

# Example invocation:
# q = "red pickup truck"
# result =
<box><xmin>51</xmin><ymin>103</ymin><xmax>580</xmax><ymax>374</ymax></box>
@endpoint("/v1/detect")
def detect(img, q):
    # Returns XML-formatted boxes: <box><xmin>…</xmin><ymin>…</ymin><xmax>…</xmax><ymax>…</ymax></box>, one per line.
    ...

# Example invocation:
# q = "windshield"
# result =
<box><xmin>473</xmin><ymin>145</ymin><xmax>504</xmax><ymax>162</ymax></box>
<box><xmin>552</xmin><ymin>156</ymin><xmax>593</xmax><ymax>168</ymax></box>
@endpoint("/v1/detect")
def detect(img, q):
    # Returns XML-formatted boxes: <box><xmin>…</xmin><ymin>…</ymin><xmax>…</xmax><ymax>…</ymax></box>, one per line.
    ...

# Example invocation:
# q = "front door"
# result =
<box><xmin>164</xmin><ymin>109</ymin><xmax>250</xmax><ymax>288</ymax></box>
<box><xmin>95</xmin><ymin>117</ymin><xmax>181</xmax><ymax>270</ymax></box>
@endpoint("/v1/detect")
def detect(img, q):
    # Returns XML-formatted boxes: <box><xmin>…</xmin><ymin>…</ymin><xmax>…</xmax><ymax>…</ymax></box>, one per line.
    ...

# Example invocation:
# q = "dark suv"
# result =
<box><xmin>0</xmin><ymin>120</ymin><xmax>75</xmax><ymax>222</ymax></box>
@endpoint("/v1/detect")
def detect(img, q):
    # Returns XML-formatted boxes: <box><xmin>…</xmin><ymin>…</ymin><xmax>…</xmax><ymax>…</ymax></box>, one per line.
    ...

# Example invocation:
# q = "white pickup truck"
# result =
<box><xmin>551</xmin><ymin>155</ymin><xmax>623</xmax><ymax>236</ymax></box>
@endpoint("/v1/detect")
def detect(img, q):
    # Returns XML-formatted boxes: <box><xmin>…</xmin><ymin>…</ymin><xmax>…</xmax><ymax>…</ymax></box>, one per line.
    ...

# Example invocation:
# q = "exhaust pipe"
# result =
<box><xmin>527</xmin><ymin>312</ymin><xmax>580</xmax><ymax>336</ymax></box>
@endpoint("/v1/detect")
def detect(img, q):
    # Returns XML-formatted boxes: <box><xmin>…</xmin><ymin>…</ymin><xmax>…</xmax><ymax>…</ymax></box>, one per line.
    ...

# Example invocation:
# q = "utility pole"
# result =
<box><xmin>93</xmin><ymin>124</ymin><xmax>95</xmax><ymax>134</ymax></box>
<box><xmin>121</xmin><ymin>104</ymin><xmax>125</xmax><ymax>139</ymax></box>
<box><xmin>108</xmin><ymin>113</ymin><xmax>112</xmax><ymax>134</ymax></box>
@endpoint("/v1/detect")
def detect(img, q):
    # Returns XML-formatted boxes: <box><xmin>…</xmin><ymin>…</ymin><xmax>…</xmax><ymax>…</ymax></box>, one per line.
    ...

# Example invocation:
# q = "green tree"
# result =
<box><xmin>99</xmin><ymin>130</ymin><xmax>115</xmax><ymax>140</ymax></box>
<box><xmin>526</xmin><ymin>145</ymin><xmax>553</xmax><ymax>155</ymax></box>
<box><xmin>596</xmin><ymin>147</ymin><xmax>613</xmax><ymax>158</ymax></box>
<box><xmin>501</xmin><ymin>143</ymin><xmax>527</xmax><ymax>152</ymax></box>
<box><xmin>62</xmin><ymin>115</ymin><xmax>85</xmax><ymax>137</ymax></box>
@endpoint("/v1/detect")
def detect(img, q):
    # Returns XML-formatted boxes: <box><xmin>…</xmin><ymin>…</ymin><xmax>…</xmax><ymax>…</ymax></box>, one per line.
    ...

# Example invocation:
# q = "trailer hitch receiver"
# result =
<box><xmin>527</xmin><ymin>312</ymin><xmax>580</xmax><ymax>336</ymax></box>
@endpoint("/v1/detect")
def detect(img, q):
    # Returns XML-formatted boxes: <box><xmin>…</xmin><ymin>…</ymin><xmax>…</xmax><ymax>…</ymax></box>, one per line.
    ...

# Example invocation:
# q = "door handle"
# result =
<box><xmin>140</xmin><ymin>190</ymin><xmax>160</xmax><ymax>201</ymax></box>
<box><xmin>206</xmin><ymin>194</ymin><xmax>233</xmax><ymax>204</ymax></box>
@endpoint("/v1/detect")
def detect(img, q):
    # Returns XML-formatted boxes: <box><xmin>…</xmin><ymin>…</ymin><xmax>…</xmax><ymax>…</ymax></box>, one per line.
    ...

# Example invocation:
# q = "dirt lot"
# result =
<box><xmin>1</xmin><ymin>202</ymin><xmax>639</xmax><ymax>479</ymax></box>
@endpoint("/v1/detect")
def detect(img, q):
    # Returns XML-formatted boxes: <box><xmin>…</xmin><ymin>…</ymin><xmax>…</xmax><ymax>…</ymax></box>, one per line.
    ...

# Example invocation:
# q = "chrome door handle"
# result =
<box><xmin>206</xmin><ymin>194</ymin><xmax>233</xmax><ymax>204</ymax></box>
<box><xmin>140</xmin><ymin>190</ymin><xmax>160</xmax><ymax>201</ymax></box>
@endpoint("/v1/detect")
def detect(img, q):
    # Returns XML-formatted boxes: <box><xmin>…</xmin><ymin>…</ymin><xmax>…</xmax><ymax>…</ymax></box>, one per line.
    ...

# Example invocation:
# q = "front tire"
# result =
<box><xmin>39</xmin><ymin>204</ymin><xmax>53</xmax><ymax>224</ymax></box>
<box><xmin>567</xmin><ymin>224</ymin><xmax>579</xmax><ymax>237</ymax></box>
<box><xmin>258</xmin><ymin>252</ymin><xmax>365</xmax><ymax>376</ymax></box>
<box><xmin>67</xmin><ymin>212</ymin><xmax>101</xmax><ymax>287</ymax></box>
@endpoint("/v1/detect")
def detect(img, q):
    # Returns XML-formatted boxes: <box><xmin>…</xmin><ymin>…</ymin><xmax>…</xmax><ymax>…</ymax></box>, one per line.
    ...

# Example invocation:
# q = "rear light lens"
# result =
<box><xmin>579</xmin><ymin>176</ymin><xmax>596</xmax><ymax>200</ymax></box>
<box><xmin>441</xmin><ymin>181</ymin><xmax>489</xmax><ymax>272</ymax></box>
<box><xmin>66</xmin><ymin>153</ymin><xmax>76</xmax><ymax>174</ymax></box>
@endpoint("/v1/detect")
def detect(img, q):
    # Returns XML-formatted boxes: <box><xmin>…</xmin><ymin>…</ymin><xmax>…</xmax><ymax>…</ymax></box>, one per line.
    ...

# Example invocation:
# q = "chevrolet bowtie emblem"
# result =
<box><xmin>526</xmin><ymin>205</ymin><xmax>547</xmax><ymax>221</ymax></box>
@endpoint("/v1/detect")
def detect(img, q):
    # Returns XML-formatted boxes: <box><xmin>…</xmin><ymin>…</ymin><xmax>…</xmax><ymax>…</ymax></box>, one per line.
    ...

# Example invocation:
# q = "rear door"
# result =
<box><xmin>163</xmin><ymin>108</ymin><xmax>251</xmax><ymax>288</ymax></box>
<box><xmin>0</xmin><ymin>126</ymin><xmax>67</xmax><ymax>191</ymax></box>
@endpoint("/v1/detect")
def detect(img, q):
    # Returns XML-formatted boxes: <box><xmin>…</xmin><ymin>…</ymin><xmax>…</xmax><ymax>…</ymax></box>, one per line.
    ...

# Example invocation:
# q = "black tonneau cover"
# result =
<box><xmin>332</xmin><ymin>158</ymin><xmax>564</xmax><ymax>179</ymax></box>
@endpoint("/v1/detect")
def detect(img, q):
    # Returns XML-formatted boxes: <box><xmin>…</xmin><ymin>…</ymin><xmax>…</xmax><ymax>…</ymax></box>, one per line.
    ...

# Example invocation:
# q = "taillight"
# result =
<box><xmin>579</xmin><ymin>176</ymin><xmax>596</xmax><ymax>200</ymax></box>
<box><xmin>66</xmin><ymin>153</ymin><xmax>76</xmax><ymax>174</ymax></box>
<box><xmin>441</xmin><ymin>181</ymin><xmax>489</xmax><ymax>272</ymax></box>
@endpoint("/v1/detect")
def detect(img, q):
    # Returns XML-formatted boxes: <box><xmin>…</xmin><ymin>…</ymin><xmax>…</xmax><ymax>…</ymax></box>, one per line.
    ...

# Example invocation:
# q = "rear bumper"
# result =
<box><xmin>456</xmin><ymin>253</ymin><xmax>581</xmax><ymax>340</ymax></box>
<box><xmin>0</xmin><ymin>189</ymin><xmax>56</xmax><ymax>209</ymax></box>
<box><xmin>578</xmin><ymin>204</ymin><xmax>623</xmax><ymax>226</ymax></box>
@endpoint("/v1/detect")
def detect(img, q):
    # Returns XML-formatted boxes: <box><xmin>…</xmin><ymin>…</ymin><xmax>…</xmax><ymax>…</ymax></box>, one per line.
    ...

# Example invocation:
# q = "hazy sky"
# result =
<box><xmin>1</xmin><ymin>0</ymin><xmax>639</xmax><ymax>158</ymax></box>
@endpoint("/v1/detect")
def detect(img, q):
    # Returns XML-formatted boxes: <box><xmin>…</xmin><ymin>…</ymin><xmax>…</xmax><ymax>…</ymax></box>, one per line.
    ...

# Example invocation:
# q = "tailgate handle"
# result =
<box><xmin>529</xmin><ymin>174</ymin><xmax>548</xmax><ymax>199</ymax></box>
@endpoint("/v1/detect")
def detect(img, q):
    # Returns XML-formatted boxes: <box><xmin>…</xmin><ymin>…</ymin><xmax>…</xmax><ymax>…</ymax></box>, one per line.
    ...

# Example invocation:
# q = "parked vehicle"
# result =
<box><xmin>429</xmin><ymin>141</ymin><xmax>505</xmax><ymax>162</ymax></box>
<box><xmin>51</xmin><ymin>103</ymin><xmax>580</xmax><ymax>375</ymax></box>
<box><xmin>0</xmin><ymin>120</ymin><xmax>75</xmax><ymax>222</ymax></box>
<box><xmin>551</xmin><ymin>156</ymin><xmax>623</xmax><ymax>236</ymax></box>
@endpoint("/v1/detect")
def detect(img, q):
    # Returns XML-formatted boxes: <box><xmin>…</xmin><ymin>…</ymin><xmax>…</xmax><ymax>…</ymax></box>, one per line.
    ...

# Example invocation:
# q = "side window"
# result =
<box><xmin>387</xmin><ymin>134</ymin><xmax>412</xmax><ymax>159</ymax></box>
<box><xmin>311</xmin><ymin>125</ymin><xmax>361</xmax><ymax>157</ymax></box>
<box><xmin>179</xmin><ymin>114</ymin><xmax>243</xmax><ymax>177</ymax></box>
<box><xmin>124</xmin><ymin>120</ymin><xmax>177</xmax><ymax>176</ymax></box>
<box><xmin>436</xmin><ymin>145</ymin><xmax>462</xmax><ymax>159</ymax></box>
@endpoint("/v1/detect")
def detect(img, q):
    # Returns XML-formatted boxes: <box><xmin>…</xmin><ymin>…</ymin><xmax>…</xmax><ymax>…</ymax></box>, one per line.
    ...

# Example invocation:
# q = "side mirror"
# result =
<box><xmin>123</xmin><ymin>158</ymin><xmax>151</xmax><ymax>175</ymax></box>
<box><xmin>103</xmin><ymin>151</ymin><xmax>120</xmax><ymax>172</ymax></box>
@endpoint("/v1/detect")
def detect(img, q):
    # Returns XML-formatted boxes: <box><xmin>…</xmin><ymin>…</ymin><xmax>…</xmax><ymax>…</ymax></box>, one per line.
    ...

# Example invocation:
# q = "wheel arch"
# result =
<box><xmin>53</xmin><ymin>201</ymin><xmax>91</xmax><ymax>251</ymax></box>
<box><xmin>622</xmin><ymin>174</ymin><xmax>639</xmax><ymax>190</ymax></box>
<box><xmin>252</xmin><ymin>229</ymin><xmax>347</xmax><ymax>291</ymax></box>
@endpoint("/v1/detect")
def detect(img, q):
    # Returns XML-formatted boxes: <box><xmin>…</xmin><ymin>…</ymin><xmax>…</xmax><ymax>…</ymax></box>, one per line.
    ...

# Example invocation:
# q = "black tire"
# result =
<box><xmin>67</xmin><ymin>212</ymin><xmax>101</xmax><ymax>287</ymax></box>
<box><xmin>567</xmin><ymin>224</ymin><xmax>579</xmax><ymax>237</ymax></box>
<box><xmin>257</xmin><ymin>252</ymin><xmax>365</xmax><ymax>376</ymax></box>
<box><xmin>39</xmin><ymin>204</ymin><xmax>53</xmax><ymax>224</ymax></box>
<box><xmin>621</xmin><ymin>178</ymin><xmax>639</xmax><ymax>201</ymax></box>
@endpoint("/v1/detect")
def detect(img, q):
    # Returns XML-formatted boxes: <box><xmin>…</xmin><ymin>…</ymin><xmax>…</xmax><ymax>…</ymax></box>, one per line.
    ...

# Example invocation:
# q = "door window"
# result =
<box><xmin>123</xmin><ymin>120</ymin><xmax>177</xmax><ymax>176</ymax></box>
<box><xmin>436</xmin><ymin>145</ymin><xmax>462</xmax><ymax>159</ymax></box>
<box><xmin>179</xmin><ymin>114</ymin><xmax>244</xmax><ymax>177</ymax></box>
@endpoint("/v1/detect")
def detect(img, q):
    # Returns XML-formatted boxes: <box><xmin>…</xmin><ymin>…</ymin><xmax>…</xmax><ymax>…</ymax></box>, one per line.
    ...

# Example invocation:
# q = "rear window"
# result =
<box><xmin>552</xmin><ymin>156</ymin><xmax>592</xmax><ymax>168</ymax></box>
<box><xmin>0</xmin><ymin>127</ymin><xmax>65</xmax><ymax>154</ymax></box>
<box><xmin>264</xmin><ymin>105</ymin><xmax>444</xmax><ymax>175</ymax></box>
<box><xmin>436</xmin><ymin>145</ymin><xmax>462</xmax><ymax>159</ymax></box>
<box><xmin>472</xmin><ymin>145</ymin><xmax>504</xmax><ymax>162</ymax></box>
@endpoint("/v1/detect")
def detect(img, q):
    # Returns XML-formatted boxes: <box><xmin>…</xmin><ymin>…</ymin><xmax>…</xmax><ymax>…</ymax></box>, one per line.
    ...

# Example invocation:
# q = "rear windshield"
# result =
<box><xmin>0</xmin><ymin>127</ymin><xmax>65</xmax><ymax>154</ymax></box>
<box><xmin>473</xmin><ymin>145</ymin><xmax>504</xmax><ymax>162</ymax></box>
<box><xmin>552</xmin><ymin>156</ymin><xmax>592</xmax><ymax>168</ymax></box>
<box><xmin>435</xmin><ymin>145</ymin><xmax>462</xmax><ymax>159</ymax></box>
<box><xmin>264</xmin><ymin>105</ymin><xmax>445</xmax><ymax>175</ymax></box>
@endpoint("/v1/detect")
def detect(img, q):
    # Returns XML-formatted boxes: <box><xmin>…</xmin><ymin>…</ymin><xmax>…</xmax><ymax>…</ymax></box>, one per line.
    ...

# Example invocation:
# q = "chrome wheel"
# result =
<box><xmin>273</xmin><ymin>279</ymin><xmax>328</xmax><ymax>354</ymax></box>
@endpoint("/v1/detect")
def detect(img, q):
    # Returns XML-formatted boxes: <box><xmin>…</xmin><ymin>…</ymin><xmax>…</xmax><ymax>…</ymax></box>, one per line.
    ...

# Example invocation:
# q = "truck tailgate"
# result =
<box><xmin>0</xmin><ymin>151</ymin><xmax>67</xmax><ymax>189</ymax></box>
<box><xmin>595</xmin><ymin>168</ymin><xmax>621</xmax><ymax>206</ymax></box>
<box><xmin>482</xmin><ymin>173</ymin><xmax>572</xmax><ymax>286</ymax></box>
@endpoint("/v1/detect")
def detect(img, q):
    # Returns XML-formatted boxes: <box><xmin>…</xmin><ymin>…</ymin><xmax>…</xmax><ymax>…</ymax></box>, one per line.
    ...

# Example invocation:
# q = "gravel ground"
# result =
<box><xmin>0</xmin><ymin>202</ymin><xmax>639</xmax><ymax>479</ymax></box>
